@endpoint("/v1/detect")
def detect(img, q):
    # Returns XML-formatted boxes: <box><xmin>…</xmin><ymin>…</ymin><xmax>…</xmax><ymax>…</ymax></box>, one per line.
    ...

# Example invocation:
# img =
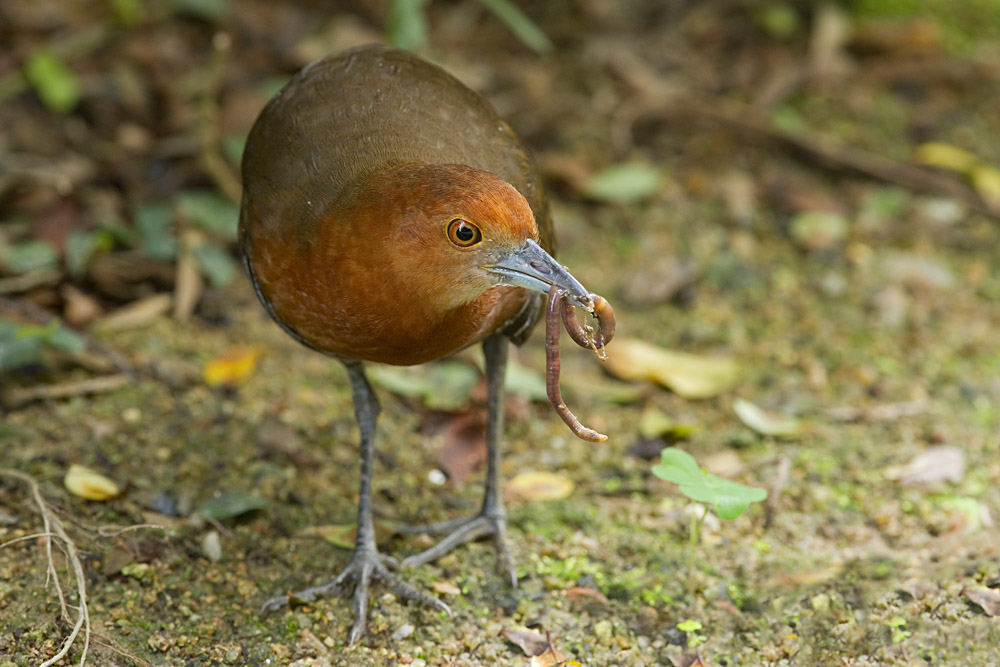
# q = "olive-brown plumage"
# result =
<box><xmin>239</xmin><ymin>44</ymin><xmax>593</xmax><ymax>644</ymax></box>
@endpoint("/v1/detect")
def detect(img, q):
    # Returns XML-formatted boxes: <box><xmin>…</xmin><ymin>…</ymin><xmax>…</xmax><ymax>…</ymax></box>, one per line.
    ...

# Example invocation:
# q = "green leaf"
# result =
<box><xmin>369</xmin><ymin>361</ymin><xmax>479</xmax><ymax>411</ymax></box>
<box><xmin>135</xmin><ymin>202</ymin><xmax>176</xmax><ymax>259</ymax></box>
<box><xmin>48</xmin><ymin>325</ymin><xmax>86</xmax><ymax>354</ymax></box>
<box><xmin>177</xmin><ymin>190</ymin><xmax>239</xmax><ymax>240</ymax></box>
<box><xmin>651</xmin><ymin>447</ymin><xmax>767</xmax><ymax>520</ymax></box>
<box><xmin>677</xmin><ymin>619</ymin><xmax>703</xmax><ymax>633</ymax></box>
<box><xmin>65</xmin><ymin>229</ymin><xmax>113</xmax><ymax>278</ymax></box>
<box><xmin>193</xmin><ymin>242</ymin><xmax>237</xmax><ymax>287</ymax></box>
<box><xmin>0</xmin><ymin>318</ymin><xmax>85</xmax><ymax>370</ymax></box>
<box><xmin>387</xmin><ymin>0</ymin><xmax>429</xmax><ymax>51</ymax></box>
<box><xmin>476</xmin><ymin>0</ymin><xmax>553</xmax><ymax>55</ymax></box>
<box><xmin>197</xmin><ymin>492</ymin><xmax>268</xmax><ymax>520</ymax></box>
<box><xmin>0</xmin><ymin>320</ymin><xmax>44</xmax><ymax>370</ymax></box>
<box><xmin>171</xmin><ymin>0</ymin><xmax>229</xmax><ymax>21</ymax></box>
<box><xmin>584</xmin><ymin>163</ymin><xmax>662</xmax><ymax>205</ymax></box>
<box><xmin>23</xmin><ymin>49</ymin><xmax>80</xmax><ymax>114</ymax></box>
<box><xmin>504</xmin><ymin>358</ymin><xmax>547</xmax><ymax>402</ymax></box>
<box><xmin>1</xmin><ymin>240</ymin><xmax>59</xmax><ymax>274</ymax></box>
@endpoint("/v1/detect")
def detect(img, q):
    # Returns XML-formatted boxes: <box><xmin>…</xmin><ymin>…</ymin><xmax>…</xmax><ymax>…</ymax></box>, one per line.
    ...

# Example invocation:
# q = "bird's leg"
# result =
<box><xmin>399</xmin><ymin>333</ymin><xmax>518</xmax><ymax>587</ymax></box>
<box><xmin>263</xmin><ymin>361</ymin><xmax>450</xmax><ymax>645</ymax></box>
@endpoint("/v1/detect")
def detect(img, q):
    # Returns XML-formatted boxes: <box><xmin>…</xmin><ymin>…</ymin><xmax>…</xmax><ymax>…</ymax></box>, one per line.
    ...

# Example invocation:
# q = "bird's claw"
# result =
<box><xmin>400</xmin><ymin>511</ymin><xmax>518</xmax><ymax>588</ymax></box>
<box><xmin>262</xmin><ymin>548</ymin><xmax>450</xmax><ymax>645</ymax></box>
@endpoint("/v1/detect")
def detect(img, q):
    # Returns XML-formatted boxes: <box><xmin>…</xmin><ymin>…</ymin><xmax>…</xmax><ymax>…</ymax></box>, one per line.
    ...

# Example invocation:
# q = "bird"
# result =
<box><xmin>239</xmin><ymin>44</ymin><xmax>596</xmax><ymax>644</ymax></box>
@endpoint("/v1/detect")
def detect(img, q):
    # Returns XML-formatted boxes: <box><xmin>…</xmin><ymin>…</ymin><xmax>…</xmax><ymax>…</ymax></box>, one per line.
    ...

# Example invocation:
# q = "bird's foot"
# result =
<box><xmin>399</xmin><ymin>510</ymin><xmax>517</xmax><ymax>587</ymax></box>
<box><xmin>262</xmin><ymin>547</ymin><xmax>451</xmax><ymax>645</ymax></box>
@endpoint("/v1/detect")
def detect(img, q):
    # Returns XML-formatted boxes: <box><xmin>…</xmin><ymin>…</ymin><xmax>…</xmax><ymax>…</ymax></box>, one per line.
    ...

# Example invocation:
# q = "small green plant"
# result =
<box><xmin>652</xmin><ymin>448</ymin><xmax>767</xmax><ymax>586</ymax></box>
<box><xmin>676</xmin><ymin>619</ymin><xmax>705</xmax><ymax>647</ymax></box>
<box><xmin>887</xmin><ymin>617</ymin><xmax>911</xmax><ymax>644</ymax></box>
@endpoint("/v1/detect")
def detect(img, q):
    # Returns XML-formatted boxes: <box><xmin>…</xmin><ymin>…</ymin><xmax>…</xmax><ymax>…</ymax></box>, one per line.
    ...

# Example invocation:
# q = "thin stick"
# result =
<box><xmin>0</xmin><ymin>469</ymin><xmax>90</xmax><ymax>666</ymax></box>
<box><xmin>545</xmin><ymin>287</ymin><xmax>607</xmax><ymax>443</ymax></box>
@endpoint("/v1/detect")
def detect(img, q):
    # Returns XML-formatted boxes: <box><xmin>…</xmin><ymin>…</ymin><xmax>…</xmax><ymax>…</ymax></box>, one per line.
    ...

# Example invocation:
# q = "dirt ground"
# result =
<box><xmin>2</xmin><ymin>1</ymin><xmax>1000</xmax><ymax>665</ymax></box>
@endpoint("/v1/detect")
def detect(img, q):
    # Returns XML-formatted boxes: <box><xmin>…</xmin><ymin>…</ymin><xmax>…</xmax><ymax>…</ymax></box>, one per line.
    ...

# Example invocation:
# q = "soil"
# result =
<box><xmin>2</xmin><ymin>1</ymin><xmax>999</xmax><ymax>665</ymax></box>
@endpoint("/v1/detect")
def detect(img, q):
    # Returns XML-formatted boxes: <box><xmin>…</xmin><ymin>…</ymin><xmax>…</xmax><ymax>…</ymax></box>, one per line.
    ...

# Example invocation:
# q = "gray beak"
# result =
<box><xmin>485</xmin><ymin>239</ymin><xmax>592</xmax><ymax>307</ymax></box>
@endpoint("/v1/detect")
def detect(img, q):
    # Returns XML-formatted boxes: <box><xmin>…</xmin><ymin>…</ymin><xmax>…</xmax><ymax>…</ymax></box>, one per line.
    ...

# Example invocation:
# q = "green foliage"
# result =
<box><xmin>65</xmin><ymin>229</ymin><xmax>114</xmax><ymax>278</ymax></box>
<box><xmin>388</xmin><ymin>0</ymin><xmax>429</xmax><ymax>51</ymax></box>
<box><xmin>476</xmin><ymin>0</ymin><xmax>553</xmax><ymax>54</ymax></box>
<box><xmin>676</xmin><ymin>619</ymin><xmax>705</xmax><ymax>647</ymax></box>
<box><xmin>177</xmin><ymin>190</ymin><xmax>239</xmax><ymax>241</ymax></box>
<box><xmin>193</xmin><ymin>242</ymin><xmax>238</xmax><ymax>287</ymax></box>
<box><xmin>385</xmin><ymin>0</ymin><xmax>552</xmax><ymax>55</ymax></box>
<box><xmin>197</xmin><ymin>492</ymin><xmax>269</xmax><ymax>520</ymax></box>
<box><xmin>23</xmin><ymin>49</ymin><xmax>80</xmax><ymax>114</ymax></box>
<box><xmin>583</xmin><ymin>163</ymin><xmax>662</xmax><ymax>205</ymax></box>
<box><xmin>652</xmin><ymin>448</ymin><xmax>766</xmax><ymax>520</ymax></box>
<box><xmin>135</xmin><ymin>202</ymin><xmax>177</xmax><ymax>260</ymax></box>
<box><xmin>1</xmin><ymin>240</ymin><xmax>58</xmax><ymax>274</ymax></box>
<box><xmin>0</xmin><ymin>318</ymin><xmax>87</xmax><ymax>371</ymax></box>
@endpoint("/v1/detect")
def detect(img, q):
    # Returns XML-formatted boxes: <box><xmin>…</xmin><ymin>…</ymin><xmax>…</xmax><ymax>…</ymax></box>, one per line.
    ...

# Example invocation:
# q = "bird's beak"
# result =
<box><xmin>485</xmin><ymin>238</ymin><xmax>592</xmax><ymax>307</ymax></box>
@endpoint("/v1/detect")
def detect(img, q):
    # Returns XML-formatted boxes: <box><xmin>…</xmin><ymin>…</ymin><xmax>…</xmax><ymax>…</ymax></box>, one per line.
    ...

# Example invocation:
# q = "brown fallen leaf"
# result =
<box><xmin>884</xmin><ymin>445</ymin><xmax>966</xmax><ymax>487</ymax></box>
<box><xmin>962</xmin><ymin>586</ymin><xmax>1000</xmax><ymax>617</ymax></box>
<box><xmin>603</xmin><ymin>337</ymin><xmax>741</xmax><ymax>399</ymax></box>
<box><xmin>504</xmin><ymin>471</ymin><xmax>574</xmax><ymax>502</ymax></box>
<box><xmin>203</xmin><ymin>345</ymin><xmax>263</xmax><ymax>388</ymax></box>
<box><xmin>562</xmin><ymin>586</ymin><xmax>608</xmax><ymax>604</ymax></box>
<box><xmin>435</xmin><ymin>411</ymin><xmax>487</xmax><ymax>486</ymax></box>
<box><xmin>501</xmin><ymin>627</ymin><xmax>549</xmax><ymax>656</ymax></box>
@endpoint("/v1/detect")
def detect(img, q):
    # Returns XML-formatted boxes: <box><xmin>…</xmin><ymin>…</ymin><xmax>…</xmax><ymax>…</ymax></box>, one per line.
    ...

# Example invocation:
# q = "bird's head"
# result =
<box><xmin>357</xmin><ymin>163</ymin><xmax>591</xmax><ymax>311</ymax></box>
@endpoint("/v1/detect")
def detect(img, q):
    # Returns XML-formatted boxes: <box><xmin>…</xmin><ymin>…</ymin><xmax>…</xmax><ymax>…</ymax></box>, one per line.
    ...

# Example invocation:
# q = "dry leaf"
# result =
<box><xmin>501</xmin><ymin>627</ymin><xmax>549</xmax><ymax>656</ymax></box>
<box><xmin>173</xmin><ymin>230</ymin><xmax>204</xmax><ymax>321</ymax></box>
<box><xmin>435</xmin><ymin>411</ymin><xmax>487</xmax><ymax>486</ymax></box>
<box><xmin>563</xmin><ymin>586</ymin><xmax>608</xmax><ymax>604</ymax></box>
<box><xmin>733</xmin><ymin>398</ymin><xmax>802</xmax><ymax>438</ymax></box>
<box><xmin>64</xmin><ymin>464</ymin><xmax>120</xmax><ymax>500</ymax></box>
<box><xmin>505</xmin><ymin>471</ymin><xmax>574</xmax><ymax>502</ymax></box>
<box><xmin>962</xmin><ymin>586</ymin><xmax>1000</xmax><ymax>617</ymax></box>
<box><xmin>96</xmin><ymin>293</ymin><xmax>172</xmax><ymax>331</ymax></box>
<box><xmin>203</xmin><ymin>345</ymin><xmax>263</xmax><ymax>387</ymax></box>
<box><xmin>603</xmin><ymin>337</ymin><xmax>741</xmax><ymax>399</ymax></box>
<box><xmin>884</xmin><ymin>445</ymin><xmax>965</xmax><ymax>486</ymax></box>
<box><xmin>531</xmin><ymin>646</ymin><xmax>570</xmax><ymax>667</ymax></box>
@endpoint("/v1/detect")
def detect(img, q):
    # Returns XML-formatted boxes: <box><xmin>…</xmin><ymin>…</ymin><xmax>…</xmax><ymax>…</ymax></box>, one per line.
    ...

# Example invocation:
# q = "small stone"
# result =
<box><xmin>392</xmin><ymin>623</ymin><xmax>415</xmax><ymax>640</ymax></box>
<box><xmin>201</xmin><ymin>530</ymin><xmax>222</xmax><ymax>562</ymax></box>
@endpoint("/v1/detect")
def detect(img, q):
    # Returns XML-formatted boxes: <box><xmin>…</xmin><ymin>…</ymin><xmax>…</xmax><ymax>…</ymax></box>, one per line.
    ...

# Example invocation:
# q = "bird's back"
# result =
<box><xmin>241</xmin><ymin>44</ymin><xmax>552</xmax><ymax>253</ymax></box>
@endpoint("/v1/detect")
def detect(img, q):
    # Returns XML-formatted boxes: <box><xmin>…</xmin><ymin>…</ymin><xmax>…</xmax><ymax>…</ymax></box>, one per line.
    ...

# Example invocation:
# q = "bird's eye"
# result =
<box><xmin>447</xmin><ymin>219</ymin><xmax>483</xmax><ymax>248</ymax></box>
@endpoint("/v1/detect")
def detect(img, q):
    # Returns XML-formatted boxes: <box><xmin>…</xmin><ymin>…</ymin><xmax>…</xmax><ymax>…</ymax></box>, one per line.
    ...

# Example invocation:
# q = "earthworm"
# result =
<box><xmin>545</xmin><ymin>286</ymin><xmax>609</xmax><ymax>443</ymax></box>
<box><xmin>560</xmin><ymin>293</ymin><xmax>616</xmax><ymax>357</ymax></box>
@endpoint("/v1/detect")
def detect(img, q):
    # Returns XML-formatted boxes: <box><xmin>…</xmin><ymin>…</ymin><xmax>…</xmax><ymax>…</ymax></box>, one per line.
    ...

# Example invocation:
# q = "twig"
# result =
<box><xmin>637</xmin><ymin>99</ymin><xmax>997</xmax><ymax>217</ymax></box>
<box><xmin>199</xmin><ymin>32</ymin><xmax>242</xmax><ymax>204</ymax></box>
<box><xmin>3</xmin><ymin>373</ymin><xmax>132</xmax><ymax>408</ymax></box>
<box><xmin>0</xmin><ymin>469</ymin><xmax>91</xmax><ymax>666</ymax></box>
<box><xmin>765</xmin><ymin>456</ymin><xmax>791</xmax><ymax>529</ymax></box>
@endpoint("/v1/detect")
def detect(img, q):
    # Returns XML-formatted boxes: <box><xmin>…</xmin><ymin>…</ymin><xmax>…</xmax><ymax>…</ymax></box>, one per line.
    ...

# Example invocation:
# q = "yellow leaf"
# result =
<box><xmin>603</xmin><ymin>337</ymin><xmax>741</xmax><ymax>399</ymax></box>
<box><xmin>203</xmin><ymin>345</ymin><xmax>263</xmax><ymax>387</ymax></box>
<box><xmin>64</xmin><ymin>464</ymin><xmax>120</xmax><ymax>500</ymax></box>
<box><xmin>970</xmin><ymin>164</ymin><xmax>1000</xmax><ymax>211</ymax></box>
<box><xmin>505</xmin><ymin>471</ymin><xmax>574</xmax><ymax>502</ymax></box>
<box><xmin>914</xmin><ymin>142</ymin><xmax>978</xmax><ymax>173</ymax></box>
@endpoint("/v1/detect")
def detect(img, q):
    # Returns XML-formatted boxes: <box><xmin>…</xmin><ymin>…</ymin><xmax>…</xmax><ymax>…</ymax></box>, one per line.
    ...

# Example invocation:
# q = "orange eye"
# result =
<box><xmin>447</xmin><ymin>219</ymin><xmax>482</xmax><ymax>247</ymax></box>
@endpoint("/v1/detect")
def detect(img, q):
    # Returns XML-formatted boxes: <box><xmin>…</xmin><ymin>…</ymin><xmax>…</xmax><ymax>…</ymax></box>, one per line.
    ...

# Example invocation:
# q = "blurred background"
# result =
<box><xmin>2</xmin><ymin>1</ymin><xmax>999</xmax><ymax>665</ymax></box>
